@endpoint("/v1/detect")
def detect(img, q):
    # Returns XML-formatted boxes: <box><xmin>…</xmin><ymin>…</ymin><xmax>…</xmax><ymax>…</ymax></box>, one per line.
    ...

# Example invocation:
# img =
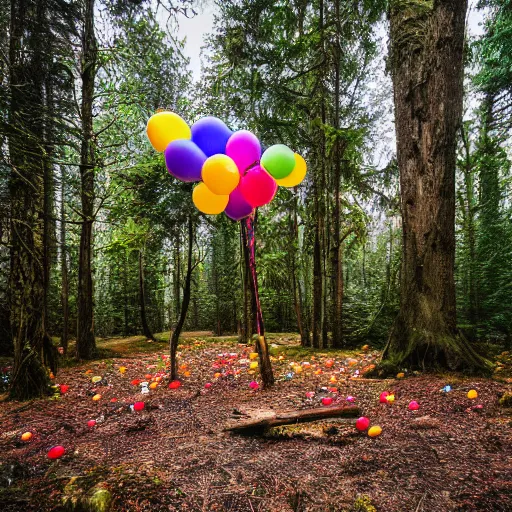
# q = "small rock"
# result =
<box><xmin>410</xmin><ymin>416</ymin><xmax>440</xmax><ymax>429</ymax></box>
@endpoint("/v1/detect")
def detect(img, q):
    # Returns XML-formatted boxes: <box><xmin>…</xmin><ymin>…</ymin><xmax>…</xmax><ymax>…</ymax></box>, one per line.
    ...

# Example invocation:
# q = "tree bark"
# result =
<box><xmin>383</xmin><ymin>0</ymin><xmax>491</xmax><ymax>372</ymax></box>
<box><xmin>8</xmin><ymin>0</ymin><xmax>51</xmax><ymax>399</ymax></box>
<box><xmin>76</xmin><ymin>0</ymin><xmax>97</xmax><ymax>359</ymax></box>
<box><xmin>139</xmin><ymin>250</ymin><xmax>155</xmax><ymax>341</ymax></box>
<box><xmin>60</xmin><ymin>166</ymin><xmax>69</xmax><ymax>354</ymax></box>
<box><xmin>169</xmin><ymin>214</ymin><xmax>194</xmax><ymax>380</ymax></box>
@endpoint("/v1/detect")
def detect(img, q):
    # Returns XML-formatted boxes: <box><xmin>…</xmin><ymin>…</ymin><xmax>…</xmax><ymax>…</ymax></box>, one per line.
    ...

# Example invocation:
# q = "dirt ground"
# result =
<box><xmin>0</xmin><ymin>332</ymin><xmax>511</xmax><ymax>512</ymax></box>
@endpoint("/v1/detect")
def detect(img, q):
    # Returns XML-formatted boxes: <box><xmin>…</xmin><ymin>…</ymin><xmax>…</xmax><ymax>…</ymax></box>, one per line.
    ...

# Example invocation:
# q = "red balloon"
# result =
<box><xmin>408</xmin><ymin>400</ymin><xmax>420</xmax><ymax>411</ymax></box>
<box><xmin>169</xmin><ymin>381</ymin><xmax>181</xmax><ymax>389</ymax></box>
<box><xmin>379</xmin><ymin>391</ymin><xmax>390</xmax><ymax>403</ymax></box>
<box><xmin>239</xmin><ymin>165</ymin><xmax>277</xmax><ymax>208</ymax></box>
<box><xmin>87</xmin><ymin>420</ymin><xmax>96</xmax><ymax>427</ymax></box>
<box><xmin>59</xmin><ymin>385</ymin><xmax>69</xmax><ymax>394</ymax></box>
<box><xmin>133</xmin><ymin>401</ymin><xmax>145</xmax><ymax>411</ymax></box>
<box><xmin>48</xmin><ymin>445</ymin><xmax>65</xmax><ymax>459</ymax></box>
<box><xmin>321</xmin><ymin>397</ymin><xmax>333</xmax><ymax>406</ymax></box>
<box><xmin>355</xmin><ymin>416</ymin><xmax>370</xmax><ymax>431</ymax></box>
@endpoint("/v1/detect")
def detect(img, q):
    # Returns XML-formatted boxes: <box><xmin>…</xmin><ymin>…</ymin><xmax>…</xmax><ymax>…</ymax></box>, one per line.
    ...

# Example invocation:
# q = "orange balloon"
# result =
<box><xmin>202</xmin><ymin>154</ymin><xmax>240</xmax><ymax>195</ymax></box>
<box><xmin>192</xmin><ymin>183</ymin><xmax>228</xmax><ymax>215</ymax></box>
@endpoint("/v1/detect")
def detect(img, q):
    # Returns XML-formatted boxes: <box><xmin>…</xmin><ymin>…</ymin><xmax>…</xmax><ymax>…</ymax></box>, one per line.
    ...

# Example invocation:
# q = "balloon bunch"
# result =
<box><xmin>146</xmin><ymin>111</ymin><xmax>307</xmax><ymax>220</ymax></box>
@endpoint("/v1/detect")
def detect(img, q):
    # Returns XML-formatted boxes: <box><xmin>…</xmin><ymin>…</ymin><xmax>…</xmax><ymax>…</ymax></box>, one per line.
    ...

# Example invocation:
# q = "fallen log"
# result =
<box><xmin>225</xmin><ymin>405</ymin><xmax>359</xmax><ymax>435</ymax></box>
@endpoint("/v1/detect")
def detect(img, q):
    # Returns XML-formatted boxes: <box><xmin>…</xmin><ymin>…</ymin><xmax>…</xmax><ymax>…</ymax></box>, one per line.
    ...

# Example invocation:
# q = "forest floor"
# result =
<box><xmin>0</xmin><ymin>332</ymin><xmax>511</xmax><ymax>512</ymax></box>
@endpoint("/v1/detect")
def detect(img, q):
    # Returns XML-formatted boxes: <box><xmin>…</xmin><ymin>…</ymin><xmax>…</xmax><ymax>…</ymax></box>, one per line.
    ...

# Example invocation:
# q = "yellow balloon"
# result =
<box><xmin>192</xmin><ymin>183</ymin><xmax>229</xmax><ymax>215</ymax></box>
<box><xmin>275</xmin><ymin>153</ymin><xmax>307</xmax><ymax>187</ymax></box>
<box><xmin>202</xmin><ymin>154</ymin><xmax>240</xmax><ymax>195</ymax></box>
<box><xmin>146</xmin><ymin>111</ymin><xmax>191</xmax><ymax>152</ymax></box>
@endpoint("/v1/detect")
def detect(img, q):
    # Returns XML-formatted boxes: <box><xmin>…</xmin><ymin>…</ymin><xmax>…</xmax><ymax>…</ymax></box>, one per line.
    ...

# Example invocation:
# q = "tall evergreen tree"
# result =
<box><xmin>382</xmin><ymin>0</ymin><xmax>491</xmax><ymax>372</ymax></box>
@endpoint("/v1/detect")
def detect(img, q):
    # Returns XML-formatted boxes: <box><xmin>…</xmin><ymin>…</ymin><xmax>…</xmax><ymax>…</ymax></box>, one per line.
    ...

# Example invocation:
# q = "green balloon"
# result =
<box><xmin>261</xmin><ymin>144</ymin><xmax>295</xmax><ymax>179</ymax></box>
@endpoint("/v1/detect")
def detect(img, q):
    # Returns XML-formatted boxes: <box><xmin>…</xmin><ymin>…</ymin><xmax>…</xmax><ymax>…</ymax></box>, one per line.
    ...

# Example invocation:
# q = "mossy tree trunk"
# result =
<box><xmin>8</xmin><ymin>0</ymin><xmax>51</xmax><ymax>400</ymax></box>
<box><xmin>138</xmin><ymin>250</ymin><xmax>156</xmax><ymax>341</ymax></box>
<box><xmin>76</xmin><ymin>0</ymin><xmax>97</xmax><ymax>360</ymax></box>
<box><xmin>383</xmin><ymin>0</ymin><xmax>491</xmax><ymax>373</ymax></box>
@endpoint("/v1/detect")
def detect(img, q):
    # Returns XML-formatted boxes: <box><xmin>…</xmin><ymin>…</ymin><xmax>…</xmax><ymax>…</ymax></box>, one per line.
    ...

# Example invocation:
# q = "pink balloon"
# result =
<box><xmin>225</xmin><ymin>185</ymin><xmax>254</xmax><ymax>221</ymax></box>
<box><xmin>240</xmin><ymin>165</ymin><xmax>277</xmax><ymax>208</ymax></box>
<box><xmin>226</xmin><ymin>130</ymin><xmax>261</xmax><ymax>175</ymax></box>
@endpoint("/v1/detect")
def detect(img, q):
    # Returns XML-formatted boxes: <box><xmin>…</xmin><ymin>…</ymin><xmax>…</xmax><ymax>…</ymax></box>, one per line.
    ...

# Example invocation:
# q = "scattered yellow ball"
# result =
<box><xmin>368</xmin><ymin>426</ymin><xmax>382</xmax><ymax>437</ymax></box>
<box><xmin>467</xmin><ymin>389</ymin><xmax>478</xmax><ymax>399</ymax></box>
<box><xmin>21</xmin><ymin>432</ymin><xmax>33</xmax><ymax>442</ymax></box>
<box><xmin>249</xmin><ymin>352</ymin><xmax>258</xmax><ymax>360</ymax></box>
<box><xmin>250</xmin><ymin>362</ymin><xmax>259</xmax><ymax>370</ymax></box>
<box><xmin>92</xmin><ymin>394</ymin><xmax>101</xmax><ymax>401</ymax></box>
<box><xmin>396</xmin><ymin>372</ymin><xmax>405</xmax><ymax>379</ymax></box>
<box><xmin>119</xmin><ymin>366</ymin><xmax>126</xmax><ymax>374</ymax></box>
<box><xmin>91</xmin><ymin>376</ymin><xmax>102</xmax><ymax>383</ymax></box>
<box><xmin>386</xmin><ymin>394</ymin><xmax>395</xmax><ymax>404</ymax></box>
<box><xmin>149</xmin><ymin>382</ymin><xmax>158</xmax><ymax>389</ymax></box>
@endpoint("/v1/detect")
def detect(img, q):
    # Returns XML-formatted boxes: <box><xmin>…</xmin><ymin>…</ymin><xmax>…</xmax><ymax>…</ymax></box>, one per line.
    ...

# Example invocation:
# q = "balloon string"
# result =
<box><xmin>245</xmin><ymin>213</ymin><xmax>263</xmax><ymax>336</ymax></box>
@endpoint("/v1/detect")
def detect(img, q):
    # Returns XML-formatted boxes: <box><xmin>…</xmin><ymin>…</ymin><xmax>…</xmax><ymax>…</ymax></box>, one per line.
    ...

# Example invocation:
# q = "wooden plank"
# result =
<box><xmin>225</xmin><ymin>405</ymin><xmax>359</xmax><ymax>434</ymax></box>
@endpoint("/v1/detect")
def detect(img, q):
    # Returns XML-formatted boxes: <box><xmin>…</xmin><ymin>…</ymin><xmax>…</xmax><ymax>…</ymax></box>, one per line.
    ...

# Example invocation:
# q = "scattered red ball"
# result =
<box><xmin>379</xmin><ymin>391</ymin><xmax>390</xmax><ymax>403</ymax></box>
<box><xmin>408</xmin><ymin>400</ymin><xmax>420</xmax><ymax>411</ymax></box>
<box><xmin>204</xmin><ymin>383</ymin><xmax>212</xmax><ymax>389</ymax></box>
<box><xmin>168</xmin><ymin>381</ymin><xmax>181</xmax><ymax>389</ymax></box>
<box><xmin>47</xmin><ymin>446</ymin><xmax>65</xmax><ymax>460</ymax></box>
<box><xmin>249</xmin><ymin>381</ymin><xmax>259</xmax><ymax>390</ymax></box>
<box><xmin>59</xmin><ymin>385</ymin><xmax>69</xmax><ymax>394</ymax></box>
<box><xmin>131</xmin><ymin>379</ymin><xmax>141</xmax><ymax>386</ymax></box>
<box><xmin>133</xmin><ymin>401</ymin><xmax>145</xmax><ymax>411</ymax></box>
<box><xmin>321</xmin><ymin>397</ymin><xmax>333</xmax><ymax>406</ymax></box>
<box><xmin>87</xmin><ymin>420</ymin><xmax>96</xmax><ymax>427</ymax></box>
<box><xmin>355</xmin><ymin>416</ymin><xmax>370</xmax><ymax>431</ymax></box>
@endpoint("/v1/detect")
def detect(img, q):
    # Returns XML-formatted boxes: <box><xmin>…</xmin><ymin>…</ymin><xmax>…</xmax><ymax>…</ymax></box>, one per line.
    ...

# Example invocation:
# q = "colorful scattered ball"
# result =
<box><xmin>249</xmin><ymin>381</ymin><xmax>259</xmax><ymax>390</ymax></box>
<box><xmin>92</xmin><ymin>394</ymin><xmax>101</xmax><ymax>401</ymax></box>
<box><xmin>47</xmin><ymin>446</ymin><xmax>66</xmax><ymax>459</ymax></box>
<box><xmin>168</xmin><ymin>381</ymin><xmax>181</xmax><ymax>389</ymax></box>
<box><xmin>249</xmin><ymin>352</ymin><xmax>258</xmax><ymax>360</ymax></box>
<box><xmin>249</xmin><ymin>361</ymin><xmax>259</xmax><ymax>370</ymax></box>
<box><xmin>355</xmin><ymin>417</ymin><xmax>370</xmax><ymax>431</ymax></box>
<box><xmin>368</xmin><ymin>426</ymin><xmax>382</xmax><ymax>438</ymax></box>
<box><xmin>149</xmin><ymin>382</ymin><xmax>158</xmax><ymax>389</ymax></box>
<box><xmin>133</xmin><ymin>401</ymin><xmax>145</xmax><ymax>411</ymax></box>
<box><xmin>119</xmin><ymin>366</ymin><xmax>127</xmax><ymax>374</ymax></box>
<box><xmin>408</xmin><ymin>400</ymin><xmax>420</xmax><ymax>411</ymax></box>
<box><xmin>305</xmin><ymin>391</ymin><xmax>315</xmax><ymax>399</ymax></box>
<box><xmin>396</xmin><ymin>372</ymin><xmax>405</xmax><ymax>379</ymax></box>
<box><xmin>321</xmin><ymin>397</ymin><xmax>333</xmax><ymax>406</ymax></box>
<box><xmin>386</xmin><ymin>394</ymin><xmax>395</xmax><ymax>404</ymax></box>
<box><xmin>91</xmin><ymin>376</ymin><xmax>102</xmax><ymax>383</ymax></box>
<box><xmin>204</xmin><ymin>383</ymin><xmax>212</xmax><ymax>389</ymax></box>
<box><xmin>59</xmin><ymin>385</ymin><xmax>69</xmax><ymax>394</ymax></box>
<box><xmin>346</xmin><ymin>396</ymin><xmax>356</xmax><ymax>403</ymax></box>
<box><xmin>131</xmin><ymin>379</ymin><xmax>141</xmax><ymax>386</ymax></box>
<box><xmin>21</xmin><ymin>432</ymin><xmax>33</xmax><ymax>442</ymax></box>
<box><xmin>379</xmin><ymin>391</ymin><xmax>390</xmax><ymax>403</ymax></box>
<box><xmin>467</xmin><ymin>389</ymin><xmax>478</xmax><ymax>399</ymax></box>
<box><xmin>87</xmin><ymin>420</ymin><xmax>96</xmax><ymax>427</ymax></box>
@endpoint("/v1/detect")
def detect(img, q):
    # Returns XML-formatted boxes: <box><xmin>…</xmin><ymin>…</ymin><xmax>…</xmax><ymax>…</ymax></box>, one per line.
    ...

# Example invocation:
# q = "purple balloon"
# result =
<box><xmin>191</xmin><ymin>116</ymin><xmax>232</xmax><ymax>157</ymax></box>
<box><xmin>226</xmin><ymin>130</ymin><xmax>261</xmax><ymax>175</ymax></box>
<box><xmin>225</xmin><ymin>185</ymin><xmax>254</xmax><ymax>221</ymax></box>
<box><xmin>164</xmin><ymin>139</ymin><xmax>206</xmax><ymax>182</ymax></box>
